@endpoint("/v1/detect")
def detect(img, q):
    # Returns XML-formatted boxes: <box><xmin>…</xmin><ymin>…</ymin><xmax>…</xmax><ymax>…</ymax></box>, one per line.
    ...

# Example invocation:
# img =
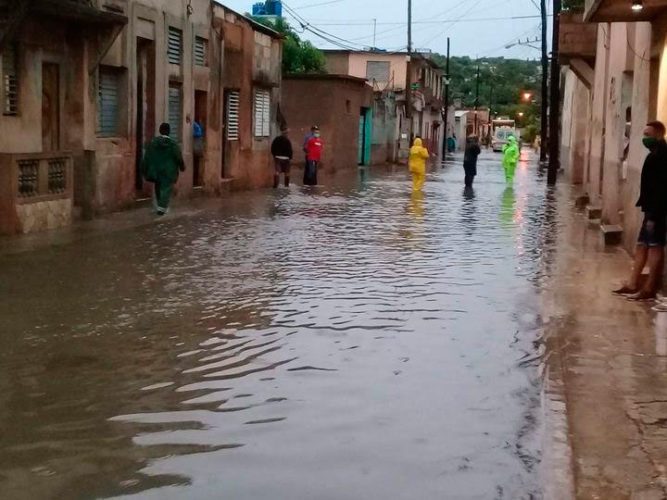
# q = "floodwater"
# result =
<box><xmin>0</xmin><ymin>150</ymin><xmax>563</xmax><ymax>499</ymax></box>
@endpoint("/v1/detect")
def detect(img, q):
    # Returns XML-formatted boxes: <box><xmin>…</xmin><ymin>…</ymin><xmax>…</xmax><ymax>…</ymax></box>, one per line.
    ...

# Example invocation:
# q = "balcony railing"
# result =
<box><xmin>559</xmin><ymin>11</ymin><xmax>597</xmax><ymax>62</ymax></box>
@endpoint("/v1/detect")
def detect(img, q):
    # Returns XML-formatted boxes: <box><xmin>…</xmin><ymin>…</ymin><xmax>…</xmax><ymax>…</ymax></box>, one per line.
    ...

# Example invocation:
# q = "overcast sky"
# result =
<box><xmin>219</xmin><ymin>0</ymin><xmax>553</xmax><ymax>60</ymax></box>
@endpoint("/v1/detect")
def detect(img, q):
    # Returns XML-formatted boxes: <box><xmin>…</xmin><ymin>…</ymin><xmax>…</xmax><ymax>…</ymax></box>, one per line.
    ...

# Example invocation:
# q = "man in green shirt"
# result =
<box><xmin>141</xmin><ymin>123</ymin><xmax>185</xmax><ymax>215</ymax></box>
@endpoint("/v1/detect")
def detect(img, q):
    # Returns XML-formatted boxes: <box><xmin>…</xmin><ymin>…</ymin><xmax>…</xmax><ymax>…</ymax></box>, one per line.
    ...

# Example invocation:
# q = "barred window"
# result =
<box><xmin>253</xmin><ymin>89</ymin><xmax>270</xmax><ymax>138</ymax></box>
<box><xmin>226</xmin><ymin>90</ymin><xmax>239</xmax><ymax>141</ymax></box>
<box><xmin>97</xmin><ymin>67</ymin><xmax>120</xmax><ymax>136</ymax></box>
<box><xmin>167</xmin><ymin>27</ymin><xmax>183</xmax><ymax>65</ymax></box>
<box><xmin>3</xmin><ymin>44</ymin><xmax>18</xmax><ymax>115</ymax></box>
<box><xmin>194</xmin><ymin>37</ymin><xmax>208</xmax><ymax>67</ymax></box>
<box><xmin>168</xmin><ymin>84</ymin><xmax>182</xmax><ymax>143</ymax></box>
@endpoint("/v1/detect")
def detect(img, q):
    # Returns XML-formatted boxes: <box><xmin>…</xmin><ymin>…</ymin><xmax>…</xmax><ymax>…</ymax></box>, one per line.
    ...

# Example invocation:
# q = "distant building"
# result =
<box><xmin>282</xmin><ymin>74</ymin><xmax>374</xmax><ymax>172</ymax></box>
<box><xmin>322</xmin><ymin>50</ymin><xmax>445</xmax><ymax>161</ymax></box>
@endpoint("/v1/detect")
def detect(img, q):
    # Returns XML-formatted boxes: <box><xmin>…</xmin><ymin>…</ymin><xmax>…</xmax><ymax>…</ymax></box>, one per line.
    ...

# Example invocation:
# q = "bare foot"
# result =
<box><xmin>628</xmin><ymin>291</ymin><xmax>657</xmax><ymax>301</ymax></box>
<box><xmin>612</xmin><ymin>285</ymin><xmax>637</xmax><ymax>295</ymax></box>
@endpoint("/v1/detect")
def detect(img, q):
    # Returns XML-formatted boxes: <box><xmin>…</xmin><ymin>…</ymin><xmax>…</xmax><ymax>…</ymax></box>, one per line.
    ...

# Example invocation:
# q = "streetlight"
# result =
<box><xmin>521</xmin><ymin>91</ymin><xmax>533</xmax><ymax>102</ymax></box>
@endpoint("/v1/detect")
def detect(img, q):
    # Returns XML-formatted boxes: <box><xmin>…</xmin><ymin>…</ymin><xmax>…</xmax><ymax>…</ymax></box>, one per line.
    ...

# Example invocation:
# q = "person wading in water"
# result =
<box><xmin>463</xmin><ymin>135</ymin><xmax>481</xmax><ymax>188</ymax></box>
<box><xmin>141</xmin><ymin>122</ymin><xmax>185</xmax><ymax>216</ymax></box>
<box><xmin>271</xmin><ymin>127</ymin><xmax>293</xmax><ymax>188</ymax></box>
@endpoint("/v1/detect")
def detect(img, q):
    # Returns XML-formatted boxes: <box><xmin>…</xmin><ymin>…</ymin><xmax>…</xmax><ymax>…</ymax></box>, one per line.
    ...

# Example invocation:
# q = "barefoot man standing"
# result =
<box><xmin>615</xmin><ymin>121</ymin><xmax>667</xmax><ymax>300</ymax></box>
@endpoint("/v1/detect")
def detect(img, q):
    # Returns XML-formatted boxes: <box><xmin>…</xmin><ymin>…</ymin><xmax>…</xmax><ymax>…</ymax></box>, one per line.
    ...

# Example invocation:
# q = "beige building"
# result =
<box><xmin>0</xmin><ymin>0</ymin><xmax>282</xmax><ymax>235</ymax></box>
<box><xmin>559</xmin><ymin>4</ymin><xmax>667</xmax><ymax>251</ymax></box>
<box><xmin>323</xmin><ymin>50</ymin><xmax>445</xmax><ymax>160</ymax></box>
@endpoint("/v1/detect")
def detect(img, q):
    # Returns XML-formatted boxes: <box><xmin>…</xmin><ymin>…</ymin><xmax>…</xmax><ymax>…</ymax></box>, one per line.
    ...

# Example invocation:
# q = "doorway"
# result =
<box><xmin>358</xmin><ymin>107</ymin><xmax>372</xmax><ymax>166</ymax></box>
<box><xmin>193</xmin><ymin>90</ymin><xmax>207</xmax><ymax>187</ymax></box>
<box><xmin>135</xmin><ymin>38</ymin><xmax>156</xmax><ymax>195</ymax></box>
<box><xmin>41</xmin><ymin>63</ymin><xmax>60</xmax><ymax>152</ymax></box>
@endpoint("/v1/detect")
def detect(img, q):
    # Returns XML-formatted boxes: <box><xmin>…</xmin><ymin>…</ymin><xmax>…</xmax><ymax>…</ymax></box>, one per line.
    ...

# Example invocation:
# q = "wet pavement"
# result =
<box><xmin>1</xmin><ymin>150</ymin><xmax>567</xmax><ymax>499</ymax></box>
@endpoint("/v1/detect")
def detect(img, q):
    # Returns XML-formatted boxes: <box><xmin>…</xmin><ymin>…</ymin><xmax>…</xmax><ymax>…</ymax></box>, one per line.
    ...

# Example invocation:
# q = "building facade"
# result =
<box><xmin>0</xmin><ymin>0</ymin><xmax>282</xmax><ymax>235</ymax></box>
<box><xmin>322</xmin><ymin>50</ymin><xmax>445</xmax><ymax>162</ymax></box>
<box><xmin>558</xmin><ymin>3</ymin><xmax>667</xmax><ymax>251</ymax></box>
<box><xmin>282</xmin><ymin>74</ymin><xmax>374</xmax><ymax>173</ymax></box>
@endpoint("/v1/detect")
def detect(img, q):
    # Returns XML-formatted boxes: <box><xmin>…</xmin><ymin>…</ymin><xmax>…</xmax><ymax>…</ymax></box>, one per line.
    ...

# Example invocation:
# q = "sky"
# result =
<box><xmin>219</xmin><ymin>0</ymin><xmax>553</xmax><ymax>60</ymax></box>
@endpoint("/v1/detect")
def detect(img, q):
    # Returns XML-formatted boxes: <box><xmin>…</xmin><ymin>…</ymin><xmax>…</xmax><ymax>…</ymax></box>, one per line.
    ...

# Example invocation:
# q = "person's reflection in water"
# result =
<box><xmin>408</xmin><ymin>191</ymin><xmax>425</xmax><ymax>222</ymax></box>
<box><xmin>500</xmin><ymin>187</ymin><xmax>516</xmax><ymax>230</ymax></box>
<box><xmin>461</xmin><ymin>186</ymin><xmax>476</xmax><ymax>237</ymax></box>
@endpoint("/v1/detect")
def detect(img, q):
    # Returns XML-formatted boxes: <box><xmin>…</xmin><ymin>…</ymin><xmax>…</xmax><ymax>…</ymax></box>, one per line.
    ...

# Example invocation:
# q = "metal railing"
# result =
<box><xmin>10</xmin><ymin>152</ymin><xmax>73</xmax><ymax>202</ymax></box>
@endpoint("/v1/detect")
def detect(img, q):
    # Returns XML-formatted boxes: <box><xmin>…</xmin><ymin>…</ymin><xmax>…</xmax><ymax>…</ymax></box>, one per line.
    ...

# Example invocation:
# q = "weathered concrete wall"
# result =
<box><xmin>323</xmin><ymin>52</ymin><xmax>350</xmax><ymax>76</ymax></box>
<box><xmin>561</xmin><ymin>69</ymin><xmax>576</xmax><ymax>177</ymax></box>
<box><xmin>218</xmin><ymin>7</ymin><xmax>282</xmax><ymax>191</ymax></box>
<box><xmin>601</xmin><ymin>23</ymin><xmax>629</xmax><ymax>226</ymax></box>
<box><xmin>371</xmin><ymin>93</ymin><xmax>397</xmax><ymax>164</ymax></box>
<box><xmin>569</xmin><ymin>78</ymin><xmax>591</xmax><ymax>185</ymax></box>
<box><xmin>587</xmin><ymin>23</ymin><xmax>610</xmax><ymax>205</ymax></box>
<box><xmin>282</xmin><ymin>76</ymin><xmax>373</xmax><ymax>173</ymax></box>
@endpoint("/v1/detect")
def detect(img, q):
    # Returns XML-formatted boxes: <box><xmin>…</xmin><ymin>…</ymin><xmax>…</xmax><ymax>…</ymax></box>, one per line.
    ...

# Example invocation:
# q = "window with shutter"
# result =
<box><xmin>168</xmin><ymin>85</ymin><xmax>182</xmax><ymax>143</ymax></box>
<box><xmin>167</xmin><ymin>27</ymin><xmax>183</xmax><ymax>65</ymax></box>
<box><xmin>253</xmin><ymin>89</ymin><xmax>270</xmax><ymax>138</ymax></box>
<box><xmin>3</xmin><ymin>44</ymin><xmax>18</xmax><ymax>115</ymax></box>
<box><xmin>194</xmin><ymin>37</ymin><xmax>207</xmax><ymax>67</ymax></box>
<box><xmin>226</xmin><ymin>90</ymin><xmax>239</xmax><ymax>141</ymax></box>
<box><xmin>97</xmin><ymin>67</ymin><xmax>119</xmax><ymax>136</ymax></box>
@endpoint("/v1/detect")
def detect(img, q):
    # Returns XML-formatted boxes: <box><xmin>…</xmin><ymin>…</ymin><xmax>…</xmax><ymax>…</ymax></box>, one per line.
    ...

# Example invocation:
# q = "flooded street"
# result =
<box><xmin>0</xmin><ymin>150</ymin><xmax>564</xmax><ymax>499</ymax></box>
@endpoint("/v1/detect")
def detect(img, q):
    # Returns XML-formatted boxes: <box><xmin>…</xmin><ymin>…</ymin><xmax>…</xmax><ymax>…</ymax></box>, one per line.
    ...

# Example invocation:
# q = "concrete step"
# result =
<box><xmin>586</xmin><ymin>205</ymin><xmax>602</xmax><ymax>220</ymax></box>
<box><xmin>601</xmin><ymin>224</ymin><xmax>623</xmax><ymax>246</ymax></box>
<box><xmin>575</xmin><ymin>194</ymin><xmax>590</xmax><ymax>209</ymax></box>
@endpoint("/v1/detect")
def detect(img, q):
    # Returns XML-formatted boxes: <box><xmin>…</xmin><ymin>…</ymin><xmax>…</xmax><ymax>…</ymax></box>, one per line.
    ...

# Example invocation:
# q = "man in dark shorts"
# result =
<box><xmin>271</xmin><ymin>127</ymin><xmax>293</xmax><ymax>188</ymax></box>
<box><xmin>614</xmin><ymin>121</ymin><xmax>667</xmax><ymax>300</ymax></box>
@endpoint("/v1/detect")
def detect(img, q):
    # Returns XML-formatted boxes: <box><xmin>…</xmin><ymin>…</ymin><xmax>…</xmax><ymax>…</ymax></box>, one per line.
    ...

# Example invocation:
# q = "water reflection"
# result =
<box><xmin>0</xmin><ymin>150</ymin><xmax>554</xmax><ymax>499</ymax></box>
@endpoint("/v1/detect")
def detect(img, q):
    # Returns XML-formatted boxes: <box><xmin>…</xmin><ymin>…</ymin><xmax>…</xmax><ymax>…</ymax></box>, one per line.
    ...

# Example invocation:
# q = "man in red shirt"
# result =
<box><xmin>304</xmin><ymin>128</ymin><xmax>323</xmax><ymax>186</ymax></box>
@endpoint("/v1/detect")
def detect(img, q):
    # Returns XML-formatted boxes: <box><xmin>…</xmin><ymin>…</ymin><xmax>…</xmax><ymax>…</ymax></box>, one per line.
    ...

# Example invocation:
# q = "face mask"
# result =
<box><xmin>643</xmin><ymin>137</ymin><xmax>658</xmax><ymax>150</ymax></box>
<box><xmin>314</xmin><ymin>133</ymin><xmax>320</xmax><ymax>138</ymax></box>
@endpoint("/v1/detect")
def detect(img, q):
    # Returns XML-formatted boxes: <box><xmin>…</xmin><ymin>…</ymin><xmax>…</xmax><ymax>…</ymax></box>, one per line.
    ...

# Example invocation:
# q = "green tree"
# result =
<box><xmin>432</xmin><ymin>55</ymin><xmax>542</xmax><ymax>130</ymax></box>
<box><xmin>251</xmin><ymin>17</ymin><xmax>326</xmax><ymax>75</ymax></box>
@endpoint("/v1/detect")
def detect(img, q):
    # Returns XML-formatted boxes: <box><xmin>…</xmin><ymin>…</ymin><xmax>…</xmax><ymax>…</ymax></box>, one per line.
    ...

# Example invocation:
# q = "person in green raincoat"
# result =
<box><xmin>502</xmin><ymin>135</ymin><xmax>520</xmax><ymax>183</ymax></box>
<box><xmin>141</xmin><ymin>123</ymin><xmax>185</xmax><ymax>215</ymax></box>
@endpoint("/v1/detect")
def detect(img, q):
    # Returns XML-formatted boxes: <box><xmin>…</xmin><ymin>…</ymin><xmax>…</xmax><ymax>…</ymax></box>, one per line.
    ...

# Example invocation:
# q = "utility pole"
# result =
<box><xmin>547</xmin><ymin>0</ymin><xmax>561</xmax><ymax>185</ymax></box>
<box><xmin>373</xmin><ymin>18</ymin><xmax>377</xmax><ymax>48</ymax></box>
<box><xmin>474</xmin><ymin>64</ymin><xmax>480</xmax><ymax>135</ymax></box>
<box><xmin>442</xmin><ymin>36</ymin><xmax>450</xmax><ymax>161</ymax></box>
<box><xmin>540</xmin><ymin>0</ymin><xmax>549</xmax><ymax>163</ymax></box>
<box><xmin>405</xmin><ymin>0</ymin><xmax>413</xmax><ymax>141</ymax></box>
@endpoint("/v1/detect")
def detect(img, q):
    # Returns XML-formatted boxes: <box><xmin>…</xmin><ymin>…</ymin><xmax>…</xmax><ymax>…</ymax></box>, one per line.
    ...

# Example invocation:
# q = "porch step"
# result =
<box><xmin>586</xmin><ymin>205</ymin><xmax>602</xmax><ymax>220</ymax></box>
<box><xmin>601</xmin><ymin>224</ymin><xmax>623</xmax><ymax>246</ymax></box>
<box><xmin>220</xmin><ymin>178</ymin><xmax>235</xmax><ymax>193</ymax></box>
<box><xmin>575</xmin><ymin>194</ymin><xmax>590</xmax><ymax>210</ymax></box>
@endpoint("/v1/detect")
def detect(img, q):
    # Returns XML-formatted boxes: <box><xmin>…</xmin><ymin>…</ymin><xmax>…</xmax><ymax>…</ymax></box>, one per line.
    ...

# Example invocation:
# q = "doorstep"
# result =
<box><xmin>601</xmin><ymin>224</ymin><xmax>623</xmax><ymax>246</ymax></box>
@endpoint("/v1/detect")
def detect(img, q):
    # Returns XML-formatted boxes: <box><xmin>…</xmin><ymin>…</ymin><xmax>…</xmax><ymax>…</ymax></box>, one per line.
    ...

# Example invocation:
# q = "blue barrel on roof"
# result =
<box><xmin>252</xmin><ymin>2</ymin><xmax>266</xmax><ymax>15</ymax></box>
<box><xmin>266</xmin><ymin>0</ymin><xmax>282</xmax><ymax>16</ymax></box>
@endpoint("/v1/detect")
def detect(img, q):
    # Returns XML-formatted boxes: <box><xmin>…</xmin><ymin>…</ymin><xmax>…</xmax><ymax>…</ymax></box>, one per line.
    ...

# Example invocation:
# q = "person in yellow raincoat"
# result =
<box><xmin>502</xmin><ymin>135</ymin><xmax>520</xmax><ymax>183</ymax></box>
<box><xmin>409</xmin><ymin>137</ymin><xmax>430</xmax><ymax>192</ymax></box>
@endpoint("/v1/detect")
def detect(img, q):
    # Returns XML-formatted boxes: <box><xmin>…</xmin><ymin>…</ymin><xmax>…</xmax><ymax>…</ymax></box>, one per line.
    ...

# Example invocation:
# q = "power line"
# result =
<box><xmin>307</xmin><ymin>15</ymin><xmax>545</xmax><ymax>26</ymax></box>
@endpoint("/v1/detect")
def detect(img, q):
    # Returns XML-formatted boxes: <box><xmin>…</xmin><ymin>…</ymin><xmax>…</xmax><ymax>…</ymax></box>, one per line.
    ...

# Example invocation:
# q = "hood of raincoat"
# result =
<box><xmin>156</xmin><ymin>135</ymin><xmax>175</xmax><ymax>148</ymax></box>
<box><xmin>413</xmin><ymin>138</ymin><xmax>423</xmax><ymax>147</ymax></box>
<box><xmin>507</xmin><ymin>135</ymin><xmax>517</xmax><ymax>144</ymax></box>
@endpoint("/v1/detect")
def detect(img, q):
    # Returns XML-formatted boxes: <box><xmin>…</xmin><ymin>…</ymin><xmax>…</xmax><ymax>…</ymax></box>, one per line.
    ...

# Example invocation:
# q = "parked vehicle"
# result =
<box><xmin>491</xmin><ymin>119</ymin><xmax>518</xmax><ymax>152</ymax></box>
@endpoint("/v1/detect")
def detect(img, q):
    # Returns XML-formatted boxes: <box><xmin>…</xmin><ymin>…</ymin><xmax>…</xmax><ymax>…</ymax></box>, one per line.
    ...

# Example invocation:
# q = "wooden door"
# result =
<box><xmin>41</xmin><ymin>63</ymin><xmax>60</xmax><ymax>152</ymax></box>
